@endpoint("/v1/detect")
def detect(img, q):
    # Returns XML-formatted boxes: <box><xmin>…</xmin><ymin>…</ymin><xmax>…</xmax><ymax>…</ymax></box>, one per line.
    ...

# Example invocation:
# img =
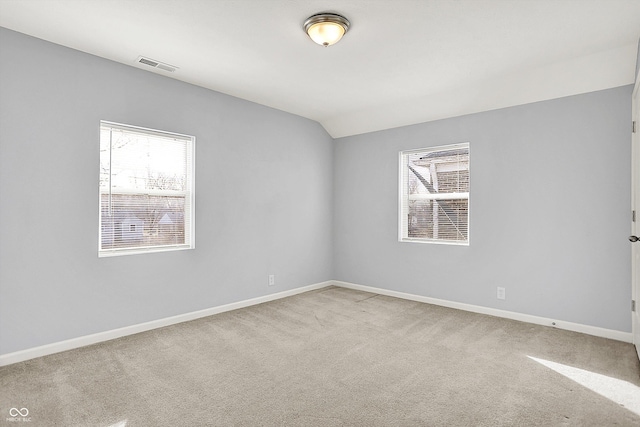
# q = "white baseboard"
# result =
<box><xmin>331</xmin><ymin>280</ymin><xmax>633</xmax><ymax>343</ymax></box>
<box><xmin>0</xmin><ymin>281</ymin><xmax>332</xmax><ymax>367</ymax></box>
<box><xmin>2</xmin><ymin>279</ymin><xmax>631</xmax><ymax>367</ymax></box>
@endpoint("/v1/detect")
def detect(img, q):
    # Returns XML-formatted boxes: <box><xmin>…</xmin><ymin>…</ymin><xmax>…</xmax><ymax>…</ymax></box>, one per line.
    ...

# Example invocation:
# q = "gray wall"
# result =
<box><xmin>0</xmin><ymin>26</ymin><xmax>634</xmax><ymax>356</ymax></box>
<box><xmin>334</xmin><ymin>86</ymin><xmax>632</xmax><ymax>332</ymax></box>
<box><xmin>636</xmin><ymin>38</ymin><xmax>640</xmax><ymax>81</ymax></box>
<box><xmin>0</xmin><ymin>28</ymin><xmax>334</xmax><ymax>354</ymax></box>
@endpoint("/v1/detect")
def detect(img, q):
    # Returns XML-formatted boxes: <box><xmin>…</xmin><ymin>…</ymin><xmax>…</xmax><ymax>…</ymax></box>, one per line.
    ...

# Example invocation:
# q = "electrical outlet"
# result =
<box><xmin>268</xmin><ymin>274</ymin><xmax>275</xmax><ymax>286</ymax></box>
<box><xmin>497</xmin><ymin>287</ymin><xmax>506</xmax><ymax>300</ymax></box>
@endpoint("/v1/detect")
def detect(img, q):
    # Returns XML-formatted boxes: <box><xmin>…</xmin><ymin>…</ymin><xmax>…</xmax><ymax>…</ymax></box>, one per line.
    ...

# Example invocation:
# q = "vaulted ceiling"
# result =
<box><xmin>1</xmin><ymin>0</ymin><xmax>639</xmax><ymax>137</ymax></box>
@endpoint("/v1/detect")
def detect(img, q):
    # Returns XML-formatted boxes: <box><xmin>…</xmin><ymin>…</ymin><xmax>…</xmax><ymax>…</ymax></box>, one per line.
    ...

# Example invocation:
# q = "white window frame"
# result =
<box><xmin>99</xmin><ymin>121</ymin><xmax>195</xmax><ymax>257</ymax></box>
<box><xmin>399</xmin><ymin>143</ymin><xmax>470</xmax><ymax>245</ymax></box>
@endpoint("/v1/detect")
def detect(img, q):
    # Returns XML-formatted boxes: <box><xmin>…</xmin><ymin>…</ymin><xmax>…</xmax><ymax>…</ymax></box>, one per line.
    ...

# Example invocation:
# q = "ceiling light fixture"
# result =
<box><xmin>304</xmin><ymin>13</ymin><xmax>350</xmax><ymax>47</ymax></box>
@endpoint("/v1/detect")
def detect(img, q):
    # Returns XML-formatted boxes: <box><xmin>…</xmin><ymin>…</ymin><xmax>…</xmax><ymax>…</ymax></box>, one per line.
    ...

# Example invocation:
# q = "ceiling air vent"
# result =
<box><xmin>136</xmin><ymin>56</ymin><xmax>178</xmax><ymax>73</ymax></box>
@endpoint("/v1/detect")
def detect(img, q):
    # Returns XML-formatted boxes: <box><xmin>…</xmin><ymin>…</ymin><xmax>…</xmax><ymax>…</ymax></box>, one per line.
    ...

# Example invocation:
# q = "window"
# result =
<box><xmin>99</xmin><ymin>121</ymin><xmax>195</xmax><ymax>256</ymax></box>
<box><xmin>399</xmin><ymin>143</ymin><xmax>469</xmax><ymax>244</ymax></box>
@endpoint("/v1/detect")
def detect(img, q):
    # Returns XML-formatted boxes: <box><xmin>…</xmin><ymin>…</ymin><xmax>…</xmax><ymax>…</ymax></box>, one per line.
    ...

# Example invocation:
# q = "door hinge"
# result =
<box><xmin>634</xmin><ymin>121</ymin><xmax>637</xmax><ymax>133</ymax></box>
<box><xmin>633</xmin><ymin>300</ymin><xmax>636</xmax><ymax>312</ymax></box>
<box><xmin>633</xmin><ymin>210</ymin><xmax>636</xmax><ymax>223</ymax></box>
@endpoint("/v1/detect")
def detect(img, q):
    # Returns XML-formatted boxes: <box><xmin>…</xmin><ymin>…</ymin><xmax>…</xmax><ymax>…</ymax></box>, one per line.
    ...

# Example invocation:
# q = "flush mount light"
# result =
<box><xmin>304</xmin><ymin>13</ymin><xmax>350</xmax><ymax>47</ymax></box>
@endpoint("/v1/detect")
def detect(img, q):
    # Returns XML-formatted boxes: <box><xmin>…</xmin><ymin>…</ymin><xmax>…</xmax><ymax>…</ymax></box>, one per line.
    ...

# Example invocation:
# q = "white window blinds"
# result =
<box><xmin>99</xmin><ymin>121</ymin><xmax>195</xmax><ymax>256</ymax></box>
<box><xmin>399</xmin><ymin>143</ymin><xmax>469</xmax><ymax>244</ymax></box>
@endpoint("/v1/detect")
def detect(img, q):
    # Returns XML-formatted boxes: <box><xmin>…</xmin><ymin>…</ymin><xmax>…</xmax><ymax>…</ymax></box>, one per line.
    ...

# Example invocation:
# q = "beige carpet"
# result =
<box><xmin>1</xmin><ymin>286</ymin><xmax>639</xmax><ymax>426</ymax></box>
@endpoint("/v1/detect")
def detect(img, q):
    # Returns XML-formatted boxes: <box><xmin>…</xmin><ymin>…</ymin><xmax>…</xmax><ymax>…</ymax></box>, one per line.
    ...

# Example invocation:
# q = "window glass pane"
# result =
<box><xmin>100</xmin><ymin>194</ymin><xmax>186</xmax><ymax>249</ymax></box>
<box><xmin>400</xmin><ymin>144</ymin><xmax>469</xmax><ymax>244</ymax></box>
<box><xmin>408</xmin><ymin>199</ymin><xmax>468</xmax><ymax>241</ymax></box>
<box><xmin>99</xmin><ymin>122</ymin><xmax>194</xmax><ymax>256</ymax></box>
<box><xmin>100</xmin><ymin>129</ymin><xmax>187</xmax><ymax>192</ymax></box>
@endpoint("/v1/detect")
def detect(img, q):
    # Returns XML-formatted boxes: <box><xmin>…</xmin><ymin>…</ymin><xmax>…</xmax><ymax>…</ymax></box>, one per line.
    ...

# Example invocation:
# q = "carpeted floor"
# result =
<box><xmin>1</xmin><ymin>286</ymin><xmax>639</xmax><ymax>426</ymax></box>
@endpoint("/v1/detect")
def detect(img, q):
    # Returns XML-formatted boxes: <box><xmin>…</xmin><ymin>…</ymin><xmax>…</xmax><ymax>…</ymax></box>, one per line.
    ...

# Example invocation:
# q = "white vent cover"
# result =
<box><xmin>136</xmin><ymin>56</ymin><xmax>178</xmax><ymax>73</ymax></box>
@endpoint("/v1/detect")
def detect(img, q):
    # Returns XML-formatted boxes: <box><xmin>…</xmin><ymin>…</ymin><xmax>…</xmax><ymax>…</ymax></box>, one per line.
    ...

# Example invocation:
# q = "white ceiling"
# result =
<box><xmin>1</xmin><ymin>0</ymin><xmax>639</xmax><ymax>138</ymax></box>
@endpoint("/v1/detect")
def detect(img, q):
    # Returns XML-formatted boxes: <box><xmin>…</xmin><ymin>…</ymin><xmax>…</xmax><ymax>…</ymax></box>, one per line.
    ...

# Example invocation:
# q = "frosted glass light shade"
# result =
<box><xmin>307</xmin><ymin>22</ymin><xmax>345</xmax><ymax>46</ymax></box>
<box><xmin>304</xmin><ymin>13</ymin><xmax>350</xmax><ymax>47</ymax></box>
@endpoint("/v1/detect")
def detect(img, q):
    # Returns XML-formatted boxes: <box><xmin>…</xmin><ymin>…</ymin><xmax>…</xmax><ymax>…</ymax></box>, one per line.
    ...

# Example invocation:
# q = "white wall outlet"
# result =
<box><xmin>497</xmin><ymin>287</ymin><xmax>506</xmax><ymax>300</ymax></box>
<box><xmin>268</xmin><ymin>274</ymin><xmax>275</xmax><ymax>286</ymax></box>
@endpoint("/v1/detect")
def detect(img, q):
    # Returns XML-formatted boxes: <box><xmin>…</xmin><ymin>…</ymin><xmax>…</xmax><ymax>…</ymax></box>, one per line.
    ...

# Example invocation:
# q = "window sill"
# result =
<box><xmin>399</xmin><ymin>238</ymin><xmax>469</xmax><ymax>246</ymax></box>
<box><xmin>98</xmin><ymin>244</ymin><xmax>194</xmax><ymax>258</ymax></box>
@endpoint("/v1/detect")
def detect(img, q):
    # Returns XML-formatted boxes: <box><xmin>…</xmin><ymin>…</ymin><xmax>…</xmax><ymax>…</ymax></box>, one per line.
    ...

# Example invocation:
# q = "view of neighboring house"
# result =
<box><xmin>405</xmin><ymin>147</ymin><xmax>470</xmax><ymax>241</ymax></box>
